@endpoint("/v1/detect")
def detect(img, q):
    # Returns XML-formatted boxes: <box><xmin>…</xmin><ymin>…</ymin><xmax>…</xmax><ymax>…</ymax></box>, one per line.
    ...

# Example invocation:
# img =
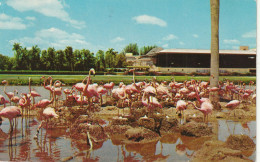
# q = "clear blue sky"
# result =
<box><xmin>0</xmin><ymin>0</ymin><xmax>256</xmax><ymax>57</ymax></box>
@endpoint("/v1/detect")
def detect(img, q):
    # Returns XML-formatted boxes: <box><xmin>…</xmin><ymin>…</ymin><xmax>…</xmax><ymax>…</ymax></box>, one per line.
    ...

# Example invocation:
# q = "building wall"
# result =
<box><xmin>156</xmin><ymin>67</ymin><xmax>253</xmax><ymax>73</ymax></box>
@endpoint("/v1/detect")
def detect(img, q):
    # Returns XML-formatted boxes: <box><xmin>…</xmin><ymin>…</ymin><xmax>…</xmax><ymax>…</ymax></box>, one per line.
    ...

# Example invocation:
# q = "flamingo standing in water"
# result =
<box><xmin>2</xmin><ymin>80</ymin><xmax>16</xmax><ymax>105</ymax></box>
<box><xmin>0</xmin><ymin>106</ymin><xmax>21</xmax><ymax>132</ymax></box>
<box><xmin>225</xmin><ymin>100</ymin><xmax>240</xmax><ymax>117</ymax></box>
<box><xmin>41</xmin><ymin>76</ymin><xmax>53</xmax><ymax>99</ymax></box>
<box><xmin>19</xmin><ymin>93</ymin><xmax>30</xmax><ymax>115</ymax></box>
<box><xmin>28</xmin><ymin>78</ymin><xmax>41</xmax><ymax>107</ymax></box>
<box><xmin>33</xmin><ymin>90</ymin><xmax>55</xmax><ymax>109</ymax></box>
<box><xmin>10</xmin><ymin>92</ymin><xmax>20</xmax><ymax>106</ymax></box>
<box><xmin>73</xmin><ymin>68</ymin><xmax>95</xmax><ymax>107</ymax></box>
<box><xmin>34</xmin><ymin>107</ymin><xmax>59</xmax><ymax>139</ymax></box>
<box><xmin>0</xmin><ymin>95</ymin><xmax>9</xmax><ymax>108</ymax></box>
<box><xmin>82</xmin><ymin>69</ymin><xmax>99</xmax><ymax>109</ymax></box>
<box><xmin>52</xmin><ymin>80</ymin><xmax>63</xmax><ymax>108</ymax></box>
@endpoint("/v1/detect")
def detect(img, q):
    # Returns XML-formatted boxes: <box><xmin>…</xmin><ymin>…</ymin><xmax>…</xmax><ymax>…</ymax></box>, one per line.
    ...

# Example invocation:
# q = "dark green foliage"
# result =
<box><xmin>123</xmin><ymin>43</ymin><xmax>139</xmax><ymax>55</ymax></box>
<box><xmin>139</xmin><ymin>45</ymin><xmax>158</xmax><ymax>55</ymax></box>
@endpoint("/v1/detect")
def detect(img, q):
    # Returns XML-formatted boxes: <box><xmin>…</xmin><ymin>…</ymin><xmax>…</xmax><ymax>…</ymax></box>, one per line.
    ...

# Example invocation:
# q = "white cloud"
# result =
<box><xmin>26</xmin><ymin>16</ymin><xmax>36</xmax><ymax>21</ymax></box>
<box><xmin>111</xmin><ymin>37</ymin><xmax>125</xmax><ymax>43</ymax></box>
<box><xmin>223</xmin><ymin>39</ymin><xmax>240</xmax><ymax>44</ymax></box>
<box><xmin>192</xmin><ymin>34</ymin><xmax>199</xmax><ymax>38</ymax></box>
<box><xmin>242</xmin><ymin>30</ymin><xmax>256</xmax><ymax>38</ymax></box>
<box><xmin>0</xmin><ymin>13</ymin><xmax>27</xmax><ymax>30</ymax></box>
<box><xmin>179</xmin><ymin>41</ymin><xmax>185</xmax><ymax>45</ymax></box>
<box><xmin>162</xmin><ymin>34</ymin><xmax>178</xmax><ymax>41</ymax></box>
<box><xmin>132</xmin><ymin>15</ymin><xmax>167</xmax><ymax>27</ymax></box>
<box><xmin>162</xmin><ymin>44</ymin><xmax>168</xmax><ymax>48</ymax></box>
<box><xmin>232</xmin><ymin>46</ymin><xmax>239</xmax><ymax>50</ymax></box>
<box><xmin>10</xmin><ymin>27</ymin><xmax>90</xmax><ymax>49</ymax></box>
<box><xmin>6</xmin><ymin>0</ymin><xmax>86</xmax><ymax>29</ymax></box>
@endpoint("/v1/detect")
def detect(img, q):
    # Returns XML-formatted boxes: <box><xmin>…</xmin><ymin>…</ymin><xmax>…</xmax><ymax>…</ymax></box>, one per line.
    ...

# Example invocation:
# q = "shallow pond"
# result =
<box><xmin>0</xmin><ymin>85</ymin><xmax>256</xmax><ymax>161</ymax></box>
<box><xmin>0</xmin><ymin>116</ymin><xmax>256</xmax><ymax>161</ymax></box>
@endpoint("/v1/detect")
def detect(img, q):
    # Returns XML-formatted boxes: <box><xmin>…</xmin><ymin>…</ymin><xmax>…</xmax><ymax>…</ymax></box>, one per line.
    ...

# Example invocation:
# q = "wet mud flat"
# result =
<box><xmin>0</xmin><ymin>99</ymin><xmax>256</xmax><ymax>161</ymax></box>
<box><xmin>55</xmin><ymin>98</ymin><xmax>256</xmax><ymax>161</ymax></box>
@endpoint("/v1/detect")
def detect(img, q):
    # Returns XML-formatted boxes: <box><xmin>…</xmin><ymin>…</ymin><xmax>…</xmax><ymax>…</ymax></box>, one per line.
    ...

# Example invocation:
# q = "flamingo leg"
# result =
<box><xmin>34</xmin><ymin>121</ymin><xmax>44</xmax><ymax>139</ymax></box>
<box><xmin>9</xmin><ymin>119</ymin><xmax>13</xmax><ymax>133</ymax></box>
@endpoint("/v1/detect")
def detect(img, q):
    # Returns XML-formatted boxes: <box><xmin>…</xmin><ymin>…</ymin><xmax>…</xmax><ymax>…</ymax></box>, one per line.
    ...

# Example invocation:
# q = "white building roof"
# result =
<box><xmin>158</xmin><ymin>49</ymin><xmax>256</xmax><ymax>55</ymax></box>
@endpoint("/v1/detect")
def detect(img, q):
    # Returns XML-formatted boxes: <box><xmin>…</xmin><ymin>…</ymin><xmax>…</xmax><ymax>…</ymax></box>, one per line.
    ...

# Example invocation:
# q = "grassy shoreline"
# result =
<box><xmin>0</xmin><ymin>74</ymin><xmax>256</xmax><ymax>85</ymax></box>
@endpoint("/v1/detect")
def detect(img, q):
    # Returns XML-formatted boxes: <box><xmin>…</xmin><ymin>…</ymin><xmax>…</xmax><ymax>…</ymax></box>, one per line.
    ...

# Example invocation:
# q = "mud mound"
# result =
<box><xmin>125</xmin><ymin>127</ymin><xmax>160</xmax><ymax>143</ymax></box>
<box><xmin>180</xmin><ymin>121</ymin><xmax>212</xmax><ymax>137</ymax></box>
<box><xmin>229</xmin><ymin>108</ymin><xmax>256</xmax><ymax>120</ymax></box>
<box><xmin>160</xmin><ymin>117</ymin><xmax>179</xmax><ymax>133</ymax></box>
<box><xmin>104</xmin><ymin>125</ymin><xmax>132</xmax><ymax>135</ymax></box>
<box><xmin>160</xmin><ymin>133</ymin><xmax>180</xmax><ymax>144</ymax></box>
<box><xmin>191</xmin><ymin>140</ymin><xmax>252</xmax><ymax>162</ymax></box>
<box><xmin>111</xmin><ymin>116</ymin><xmax>129</xmax><ymax>125</ymax></box>
<box><xmin>226</xmin><ymin>135</ymin><xmax>255</xmax><ymax>151</ymax></box>
<box><xmin>184</xmin><ymin>109</ymin><xmax>204</xmax><ymax>123</ymax></box>
<box><xmin>138</xmin><ymin>117</ymin><xmax>155</xmax><ymax>130</ymax></box>
<box><xmin>70</xmin><ymin>115</ymin><xmax>108</xmax><ymax>144</ymax></box>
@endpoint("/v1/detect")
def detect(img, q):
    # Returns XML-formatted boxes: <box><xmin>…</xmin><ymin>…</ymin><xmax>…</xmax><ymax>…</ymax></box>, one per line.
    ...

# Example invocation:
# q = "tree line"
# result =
<box><xmin>0</xmin><ymin>43</ymin><xmax>157</xmax><ymax>71</ymax></box>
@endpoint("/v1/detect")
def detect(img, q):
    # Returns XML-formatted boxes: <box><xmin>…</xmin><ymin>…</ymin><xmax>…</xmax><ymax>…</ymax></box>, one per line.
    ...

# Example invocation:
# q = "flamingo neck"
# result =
<box><xmin>190</xmin><ymin>102</ymin><xmax>199</xmax><ymax>110</ymax></box>
<box><xmin>83</xmin><ymin>70</ymin><xmax>93</xmax><ymax>92</ymax></box>
<box><xmin>29</xmin><ymin>78</ymin><xmax>31</xmax><ymax>95</ymax></box>
<box><xmin>50</xmin><ymin>91</ymin><xmax>55</xmax><ymax>103</ymax></box>
<box><xmin>3</xmin><ymin>82</ymin><xmax>7</xmax><ymax>94</ymax></box>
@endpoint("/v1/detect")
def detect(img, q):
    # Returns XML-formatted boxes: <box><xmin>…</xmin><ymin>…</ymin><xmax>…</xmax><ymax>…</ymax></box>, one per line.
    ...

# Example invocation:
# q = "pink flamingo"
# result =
<box><xmin>29</xmin><ymin>78</ymin><xmax>41</xmax><ymax>107</ymax></box>
<box><xmin>225</xmin><ymin>100</ymin><xmax>241</xmax><ymax>116</ymax></box>
<box><xmin>33</xmin><ymin>90</ymin><xmax>55</xmax><ymax>109</ymax></box>
<box><xmin>179</xmin><ymin>87</ymin><xmax>190</xmax><ymax>99</ymax></box>
<box><xmin>251</xmin><ymin>94</ymin><xmax>256</xmax><ymax>104</ymax></box>
<box><xmin>176</xmin><ymin>100</ymin><xmax>187</xmax><ymax>117</ymax></box>
<box><xmin>187</xmin><ymin>92</ymin><xmax>197</xmax><ymax>100</ymax></box>
<box><xmin>52</xmin><ymin>80</ymin><xmax>63</xmax><ymax>108</ymax></box>
<box><xmin>73</xmin><ymin>68</ymin><xmax>95</xmax><ymax>107</ymax></box>
<box><xmin>188</xmin><ymin>101</ymin><xmax>213</xmax><ymax>122</ymax></box>
<box><xmin>19</xmin><ymin>93</ymin><xmax>32</xmax><ymax>116</ymax></box>
<box><xmin>0</xmin><ymin>106</ymin><xmax>21</xmax><ymax>132</ymax></box>
<box><xmin>143</xmin><ymin>85</ymin><xmax>157</xmax><ymax>96</ymax></box>
<box><xmin>142</xmin><ymin>92</ymin><xmax>162</xmax><ymax>115</ymax></box>
<box><xmin>10</xmin><ymin>94</ymin><xmax>20</xmax><ymax>106</ymax></box>
<box><xmin>112</xmin><ymin>86</ymin><xmax>127</xmax><ymax>115</ymax></box>
<box><xmin>156</xmin><ymin>83</ymin><xmax>170</xmax><ymax>99</ymax></box>
<box><xmin>2</xmin><ymin>80</ymin><xmax>16</xmax><ymax>105</ymax></box>
<box><xmin>34</xmin><ymin>107</ymin><xmax>59</xmax><ymax>139</ymax></box>
<box><xmin>97</xmin><ymin>86</ymin><xmax>107</xmax><ymax>105</ymax></box>
<box><xmin>0</xmin><ymin>95</ymin><xmax>9</xmax><ymax>108</ymax></box>
<box><xmin>103</xmin><ymin>82</ymin><xmax>115</xmax><ymax>96</ymax></box>
<box><xmin>225</xmin><ymin>100</ymin><xmax>240</xmax><ymax>109</ymax></box>
<box><xmin>64</xmin><ymin>88</ymin><xmax>74</xmax><ymax>104</ymax></box>
<box><xmin>19</xmin><ymin>93</ymin><xmax>28</xmax><ymax>115</ymax></box>
<box><xmin>82</xmin><ymin>69</ymin><xmax>99</xmax><ymax>109</ymax></box>
<box><xmin>41</xmin><ymin>76</ymin><xmax>53</xmax><ymax>99</ymax></box>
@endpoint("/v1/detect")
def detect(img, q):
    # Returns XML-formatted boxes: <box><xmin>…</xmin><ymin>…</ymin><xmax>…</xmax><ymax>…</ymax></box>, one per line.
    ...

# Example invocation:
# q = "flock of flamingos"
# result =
<box><xmin>0</xmin><ymin>68</ymin><xmax>256</xmax><ymax>139</ymax></box>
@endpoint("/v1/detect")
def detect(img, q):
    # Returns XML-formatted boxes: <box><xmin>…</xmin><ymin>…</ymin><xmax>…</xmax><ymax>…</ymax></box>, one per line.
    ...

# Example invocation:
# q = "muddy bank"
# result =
<box><xmin>191</xmin><ymin>134</ymin><xmax>255</xmax><ymax>162</ymax></box>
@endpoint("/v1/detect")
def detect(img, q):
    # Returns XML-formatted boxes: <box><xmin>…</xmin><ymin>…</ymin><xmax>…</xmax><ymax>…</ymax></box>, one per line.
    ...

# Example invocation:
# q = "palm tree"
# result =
<box><xmin>12</xmin><ymin>43</ymin><xmax>22</xmax><ymax>70</ymax></box>
<box><xmin>209</xmin><ymin>0</ymin><xmax>221</xmax><ymax>110</ymax></box>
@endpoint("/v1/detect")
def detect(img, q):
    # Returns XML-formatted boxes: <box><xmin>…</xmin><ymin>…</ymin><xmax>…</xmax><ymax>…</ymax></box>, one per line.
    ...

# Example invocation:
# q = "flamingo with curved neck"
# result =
<box><xmin>41</xmin><ymin>76</ymin><xmax>53</xmax><ymax>99</ymax></box>
<box><xmin>188</xmin><ymin>101</ymin><xmax>213</xmax><ymax>122</ymax></box>
<box><xmin>2</xmin><ymin>80</ymin><xmax>15</xmax><ymax>105</ymax></box>
<box><xmin>80</xmin><ymin>68</ymin><xmax>96</xmax><ymax>108</ymax></box>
